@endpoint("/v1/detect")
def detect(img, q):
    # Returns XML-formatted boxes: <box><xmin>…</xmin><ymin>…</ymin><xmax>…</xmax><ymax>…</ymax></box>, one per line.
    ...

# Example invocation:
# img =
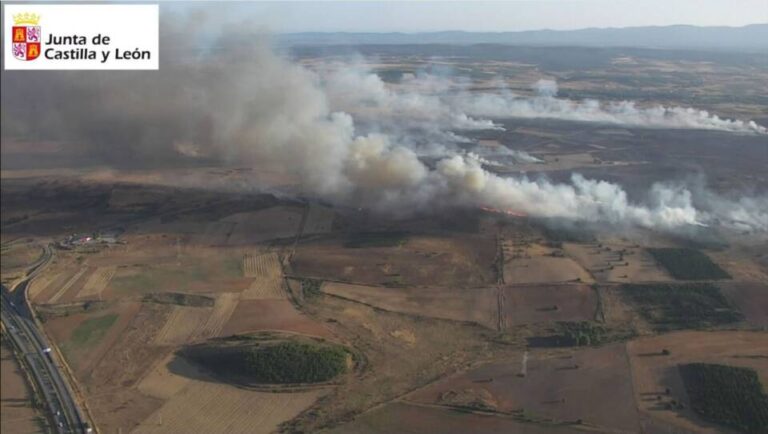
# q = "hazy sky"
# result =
<box><xmin>169</xmin><ymin>0</ymin><xmax>768</xmax><ymax>33</ymax></box>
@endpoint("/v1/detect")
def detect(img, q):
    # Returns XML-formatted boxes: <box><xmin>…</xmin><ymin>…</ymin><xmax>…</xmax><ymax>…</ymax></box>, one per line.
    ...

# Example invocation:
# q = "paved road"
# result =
<box><xmin>1</xmin><ymin>245</ymin><xmax>91</xmax><ymax>433</ymax></box>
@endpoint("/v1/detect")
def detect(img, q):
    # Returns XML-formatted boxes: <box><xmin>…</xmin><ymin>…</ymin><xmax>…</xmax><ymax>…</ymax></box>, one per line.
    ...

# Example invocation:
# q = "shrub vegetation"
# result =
<box><xmin>186</xmin><ymin>340</ymin><xmax>348</xmax><ymax>384</ymax></box>
<box><xmin>679</xmin><ymin>363</ymin><xmax>768</xmax><ymax>433</ymax></box>
<box><xmin>244</xmin><ymin>341</ymin><xmax>347</xmax><ymax>383</ymax></box>
<box><xmin>648</xmin><ymin>248</ymin><xmax>731</xmax><ymax>280</ymax></box>
<box><xmin>621</xmin><ymin>283</ymin><xmax>741</xmax><ymax>331</ymax></box>
<box><xmin>344</xmin><ymin>231</ymin><xmax>409</xmax><ymax>248</ymax></box>
<box><xmin>527</xmin><ymin>321</ymin><xmax>606</xmax><ymax>347</ymax></box>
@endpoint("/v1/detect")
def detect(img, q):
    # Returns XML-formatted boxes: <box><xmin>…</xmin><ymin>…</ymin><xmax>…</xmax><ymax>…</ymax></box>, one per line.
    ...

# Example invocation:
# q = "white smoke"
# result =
<box><xmin>532</xmin><ymin>79</ymin><xmax>558</xmax><ymax>98</ymax></box>
<box><xmin>2</xmin><ymin>25</ymin><xmax>766</xmax><ymax>234</ymax></box>
<box><xmin>319</xmin><ymin>64</ymin><xmax>766</xmax><ymax>135</ymax></box>
<box><xmin>321</xmin><ymin>62</ymin><xmax>502</xmax><ymax>136</ymax></box>
<box><xmin>456</xmin><ymin>82</ymin><xmax>768</xmax><ymax>135</ymax></box>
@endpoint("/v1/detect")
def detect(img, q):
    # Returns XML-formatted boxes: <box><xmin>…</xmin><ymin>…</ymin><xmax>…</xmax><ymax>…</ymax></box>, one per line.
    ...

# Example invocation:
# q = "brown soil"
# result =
<box><xmin>502</xmin><ymin>284</ymin><xmax>597</xmax><ymax>327</ymax></box>
<box><xmin>221</xmin><ymin>299</ymin><xmax>333</xmax><ymax>338</ymax></box>
<box><xmin>410</xmin><ymin>343</ymin><xmax>640</xmax><ymax>432</ymax></box>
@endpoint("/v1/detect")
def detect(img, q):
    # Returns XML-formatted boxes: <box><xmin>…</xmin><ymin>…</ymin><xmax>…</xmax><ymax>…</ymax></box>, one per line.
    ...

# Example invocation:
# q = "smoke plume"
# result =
<box><xmin>1</xmin><ymin>18</ymin><xmax>766</xmax><ymax>234</ymax></box>
<box><xmin>455</xmin><ymin>80</ymin><xmax>768</xmax><ymax>135</ymax></box>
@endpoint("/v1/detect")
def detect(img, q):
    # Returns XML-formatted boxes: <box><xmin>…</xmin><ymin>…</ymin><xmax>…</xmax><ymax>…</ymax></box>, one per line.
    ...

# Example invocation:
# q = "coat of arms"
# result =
<box><xmin>12</xmin><ymin>13</ymin><xmax>41</xmax><ymax>61</ymax></box>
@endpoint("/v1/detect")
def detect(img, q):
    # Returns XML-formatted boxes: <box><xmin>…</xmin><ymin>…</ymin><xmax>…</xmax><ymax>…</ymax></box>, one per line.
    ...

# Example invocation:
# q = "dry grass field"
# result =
<box><xmin>409</xmin><ymin>343</ymin><xmax>640</xmax><ymax>432</ymax></box>
<box><xmin>45</xmin><ymin>301</ymin><xmax>142</xmax><ymax>374</ymax></box>
<box><xmin>76</xmin><ymin>266</ymin><xmax>116</xmax><ymax>300</ymax></box>
<box><xmin>563</xmin><ymin>242</ymin><xmax>673</xmax><ymax>283</ymax></box>
<box><xmin>100</xmin><ymin>248</ymin><xmax>248</xmax><ymax>299</ymax></box>
<box><xmin>133</xmin><ymin>373</ymin><xmax>327</xmax><ymax>434</ymax></box>
<box><xmin>27</xmin><ymin>271</ymin><xmax>62</xmax><ymax>302</ymax></box>
<box><xmin>304</xmin><ymin>203</ymin><xmax>335</xmax><ymax>234</ymax></box>
<box><xmin>627</xmin><ymin>331</ymin><xmax>768</xmax><ymax>434</ymax></box>
<box><xmin>328</xmin><ymin>401</ymin><xmax>585</xmax><ymax>434</ymax></box>
<box><xmin>503</xmin><ymin>241</ymin><xmax>593</xmax><ymax>284</ymax></box>
<box><xmin>31</xmin><ymin>270</ymin><xmax>77</xmax><ymax>303</ymax></box>
<box><xmin>77</xmin><ymin>303</ymin><xmax>172</xmax><ymax>434</ymax></box>
<box><xmin>219</xmin><ymin>206</ymin><xmax>304</xmax><ymax>245</ymax></box>
<box><xmin>720</xmin><ymin>282</ymin><xmax>768</xmax><ymax>327</ymax></box>
<box><xmin>322</xmin><ymin>282</ymin><xmax>498</xmax><ymax>329</ymax></box>
<box><xmin>502</xmin><ymin>284</ymin><xmax>597</xmax><ymax>327</ymax></box>
<box><xmin>154</xmin><ymin>306</ymin><xmax>214</xmax><ymax>345</ymax></box>
<box><xmin>196</xmin><ymin>292</ymin><xmax>240</xmax><ymax>338</ymax></box>
<box><xmin>242</xmin><ymin>252</ymin><xmax>286</xmax><ymax>299</ymax></box>
<box><xmin>283</xmin><ymin>292</ymin><xmax>511</xmax><ymax>433</ymax></box>
<box><xmin>154</xmin><ymin>292</ymin><xmax>240</xmax><ymax>345</ymax></box>
<box><xmin>292</xmin><ymin>235</ymin><xmax>495</xmax><ymax>287</ymax></box>
<box><xmin>0</xmin><ymin>241</ymin><xmax>42</xmax><ymax>281</ymax></box>
<box><xmin>47</xmin><ymin>267</ymin><xmax>89</xmax><ymax>304</ymax></box>
<box><xmin>221</xmin><ymin>299</ymin><xmax>332</xmax><ymax>338</ymax></box>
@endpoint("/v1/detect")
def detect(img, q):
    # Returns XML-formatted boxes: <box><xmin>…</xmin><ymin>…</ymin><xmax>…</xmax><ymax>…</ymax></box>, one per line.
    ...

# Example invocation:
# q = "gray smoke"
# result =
<box><xmin>318</xmin><ymin>66</ymin><xmax>766</xmax><ymax>135</ymax></box>
<box><xmin>1</xmin><ymin>18</ymin><xmax>766</xmax><ymax>234</ymax></box>
<box><xmin>456</xmin><ymin>80</ymin><xmax>768</xmax><ymax>134</ymax></box>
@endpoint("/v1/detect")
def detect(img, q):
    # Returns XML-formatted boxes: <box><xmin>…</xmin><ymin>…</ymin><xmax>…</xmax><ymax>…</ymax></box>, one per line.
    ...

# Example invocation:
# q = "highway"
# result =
<box><xmin>1</xmin><ymin>245</ymin><xmax>91</xmax><ymax>433</ymax></box>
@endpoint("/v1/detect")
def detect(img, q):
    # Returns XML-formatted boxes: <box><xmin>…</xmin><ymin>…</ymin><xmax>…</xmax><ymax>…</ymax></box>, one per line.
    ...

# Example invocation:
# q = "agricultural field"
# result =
<box><xmin>647</xmin><ymin>248</ymin><xmax>731</xmax><ymax>280</ymax></box>
<box><xmin>620</xmin><ymin>283</ymin><xmax>743</xmax><ymax>331</ymax></box>
<box><xmin>221</xmin><ymin>299</ymin><xmax>332</xmax><ymax>338</ymax></box>
<box><xmin>563</xmin><ymin>242</ymin><xmax>673</xmax><ymax>283</ymax></box>
<box><xmin>105</xmin><ymin>251</ymin><xmax>246</xmax><ymax>298</ymax></box>
<box><xmin>133</xmin><ymin>375</ymin><xmax>327</xmax><ymax>434</ymax></box>
<box><xmin>292</xmin><ymin>234</ymin><xmax>495</xmax><ymax>287</ymax></box>
<box><xmin>3</xmin><ymin>34</ymin><xmax>768</xmax><ymax>434</ymax></box>
<box><xmin>76</xmin><ymin>266</ymin><xmax>116</xmax><ymax>300</ymax></box>
<box><xmin>627</xmin><ymin>331</ymin><xmax>768</xmax><ymax>434</ymax></box>
<box><xmin>154</xmin><ymin>292</ymin><xmax>240</xmax><ymax>345</ymax></box>
<box><xmin>720</xmin><ymin>282</ymin><xmax>768</xmax><ymax>327</ymax></box>
<box><xmin>503</xmin><ymin>240</ymin><xmax>593</xmax><ymax>284</ymax></box>
<box><xmin>322</xmin><ymin>282</ymin><xmax>498</xmax><ymax>329</ymax></box>
<box><xmin>45</xmin><ymin>301</ymin><xmax>141</xmax><ymax>374</ymax></box>
<box><xmin>241</xmin><ymin>252</ymin><xmax>286</xmax><ymax>299</ymax></box>
<box><xmin>501</xmin><ymin>284</ymin><xmax>597</xmax><ymax>327</ymax></box>
<box><xmin>282</xmin><ymin>293</ymin><xmax>503</xmax><ymax>433</ymax></box>
<box><xmin>408</xmin><ymin>343</ymin><xmax>640</xmax><ymax>432</ymax></box>
<box><xmin>218</xmin><ymin>206</ymin><xmax>304</xmax><ymax>245</ymax></box>
<box><xmin>328</xmin><ymin>401</ymin><xmax>584</xmax><ymax>434</ymax></box>
<box><xmin>679</xmin><ymin>363</ymin><xmax>768</xmax><ymax>433</ymax></box>
<box><xmin>0</xmin><ymin>240</ymin><xmax>42</xmax><ymax>282</ymax></box>
<box><xmin>303</xmin><ymin>203</ymin><xmax>336</xmax><ymax>235</ymax></box>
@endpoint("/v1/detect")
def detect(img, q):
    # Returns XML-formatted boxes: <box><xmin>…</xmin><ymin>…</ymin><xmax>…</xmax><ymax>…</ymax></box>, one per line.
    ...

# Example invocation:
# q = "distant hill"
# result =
<box><xmin>279</xmin><ymin>24</ymin><xmax>768</xmax><ymax>51</ymax></box>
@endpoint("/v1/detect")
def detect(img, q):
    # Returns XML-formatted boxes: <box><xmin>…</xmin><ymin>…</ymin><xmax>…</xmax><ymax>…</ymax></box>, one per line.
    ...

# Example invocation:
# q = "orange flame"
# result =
<box><xmin>480</xmin><ymin>206</ymin><xmax>527</xmax><ymax>217</ymax></box>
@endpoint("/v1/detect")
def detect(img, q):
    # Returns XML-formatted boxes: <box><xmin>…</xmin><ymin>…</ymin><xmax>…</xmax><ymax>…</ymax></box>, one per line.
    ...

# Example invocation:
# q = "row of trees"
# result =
<box><xmin>648</xmin><ymin>248</ymin><xmax>731</xmax><ymax>280</ymax></box>
<box><xmin>680</xmin><ymin>363</ymin><xmax>768</xmax><ymax>433</ymax></box>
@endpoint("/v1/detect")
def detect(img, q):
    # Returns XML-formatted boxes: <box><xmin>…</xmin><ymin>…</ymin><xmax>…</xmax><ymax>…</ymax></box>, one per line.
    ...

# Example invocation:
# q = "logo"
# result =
<box><xmin>12</xmin><ymin>13</ymin><xmax>41</xmax><ymax>61</ymax></box>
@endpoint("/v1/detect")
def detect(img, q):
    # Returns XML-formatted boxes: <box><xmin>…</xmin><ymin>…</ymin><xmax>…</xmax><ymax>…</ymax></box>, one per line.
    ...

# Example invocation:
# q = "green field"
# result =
<box><xmin>61</xmin><ymin>313</ymin><xmax>119</xmax><ymax>367</ymax></box>
<box><xmin>648</xmin><ymin>248</ymin><xmax>731</xmax><ymax>280</ymax></box>
<box><xmin>621</xmin><ymin>283</ymin><xmax>741</xmax><ymax>331</ymax></box>
<box><xmin>679</xmin><ymin>363</ymin><xmax>768</xmax><ymax>433</ymax></box>
<box><xmin>110</xmin><ymin>255</ymin><xmax>242</xmax><ymax>294</ymax></box>
<box><xmin>344</xmin><ymin>231</ymin><xmax>409</xmax><ymax>248</ymax></box>
<box><xmin>69</xmin><ymin>313</ymin><xmax>118</xmax><ymax>347</ymax></box>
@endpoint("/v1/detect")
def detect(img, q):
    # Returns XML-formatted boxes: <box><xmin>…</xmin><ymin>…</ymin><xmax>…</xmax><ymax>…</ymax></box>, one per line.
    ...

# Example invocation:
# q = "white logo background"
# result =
<box><xmin>3</xmin><ymin>4</ymin><xmax>158</xmax><ymax>70</ymax></box>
